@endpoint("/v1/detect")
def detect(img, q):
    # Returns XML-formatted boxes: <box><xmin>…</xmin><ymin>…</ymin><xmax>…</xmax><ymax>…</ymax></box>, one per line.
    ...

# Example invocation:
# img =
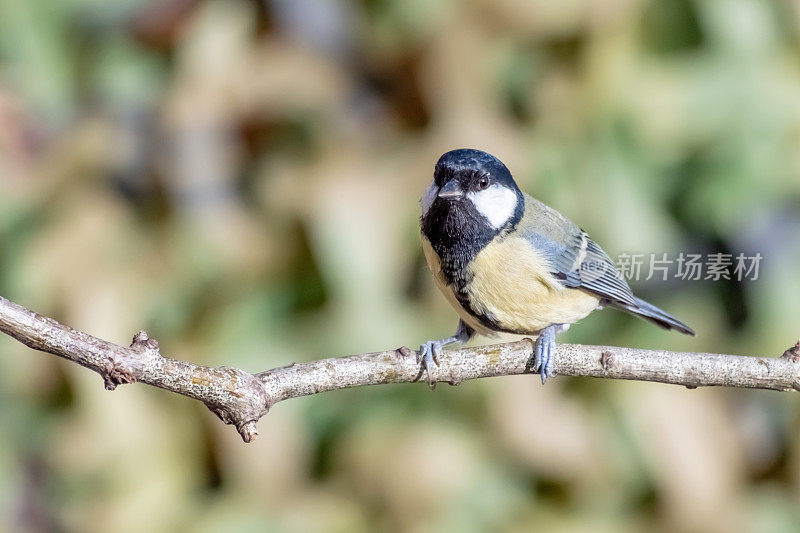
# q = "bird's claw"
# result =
<box><xmin>533</xmin><ymin>326</ymin><xmax>557</xmax><ymax>385</ymax></box>
<box><xmin>418</xmin><ymin>340</ymin><xmax>443</xmax><ymax>388</ymax></box>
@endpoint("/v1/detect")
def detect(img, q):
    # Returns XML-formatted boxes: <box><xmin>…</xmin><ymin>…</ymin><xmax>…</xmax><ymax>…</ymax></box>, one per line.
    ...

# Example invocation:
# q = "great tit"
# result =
<box><xmin>418</xmin><ymin>148</ymin><xmax>694</xmax><ymax>384</ymax></box>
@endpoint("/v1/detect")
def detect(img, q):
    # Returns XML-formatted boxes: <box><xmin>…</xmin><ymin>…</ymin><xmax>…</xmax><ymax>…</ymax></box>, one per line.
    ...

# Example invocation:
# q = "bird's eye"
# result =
<box><xmin>477</xmin><ymin>176</ymin><xmax>490</xmax><ymax>190</ymax></box>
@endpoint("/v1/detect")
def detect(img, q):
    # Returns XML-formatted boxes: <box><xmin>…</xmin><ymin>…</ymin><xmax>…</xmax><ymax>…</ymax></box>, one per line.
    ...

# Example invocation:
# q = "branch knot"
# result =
<box><xmin>103</xmin><ymin>360</ymin><xmax>135</xmax><ymax>391</ymax></box>
<box><xmin>600</xmin><ymin>350</ymin><xmax>615</xmax><ymax>370</ymax></box>
<box><xmin>130</xmin><ymin>331</ymin><xmax>161</xmax><ymax>356</ymax></box>
<box><xmin>102</xmin><ymin>331</ymin><xmax>163</xmax><ymax>391</ymax></box>
<box><xmin>781</xmin><ymin>340</ymin><xmax>800</xmax><ymax>363</ymax></box>
<box><xmin>203</xmin><ymin>367</ymin><xmax>272</xmax><ymax>443</ymax></box>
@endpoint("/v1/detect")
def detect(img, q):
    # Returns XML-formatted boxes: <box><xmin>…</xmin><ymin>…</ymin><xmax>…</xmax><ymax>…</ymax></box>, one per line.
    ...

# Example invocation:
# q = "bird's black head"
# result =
<box><xmin>432</xmin><ymin>149</ymin><xmax>520</xmax><ymax>193</ymax></box>
<box><xmin>420</xmin><ymin>149</ymin><xmax>524</xmax><ymax>282</ymax></box>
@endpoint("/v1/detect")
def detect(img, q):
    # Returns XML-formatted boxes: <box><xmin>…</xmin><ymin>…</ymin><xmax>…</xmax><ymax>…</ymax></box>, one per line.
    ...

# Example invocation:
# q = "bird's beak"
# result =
<box><xmin>438</xmin><ymin>179</ymin><xmax>462</xmax><ymax>199</ymax></box>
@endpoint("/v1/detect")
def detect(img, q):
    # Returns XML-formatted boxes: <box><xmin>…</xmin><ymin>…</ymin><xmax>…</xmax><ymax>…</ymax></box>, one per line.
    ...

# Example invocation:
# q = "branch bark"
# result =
<box><xmin>0</xmin><ymin>295</ymin><xmax>798</xmax><ymax>442</ymax></box>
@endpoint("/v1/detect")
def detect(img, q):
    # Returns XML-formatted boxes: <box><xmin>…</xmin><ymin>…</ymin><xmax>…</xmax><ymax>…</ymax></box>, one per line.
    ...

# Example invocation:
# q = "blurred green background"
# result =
<box><xmin>2</xmin><ymin>0</ymin><xmax>800</xmax><ymax>531</ymax></box>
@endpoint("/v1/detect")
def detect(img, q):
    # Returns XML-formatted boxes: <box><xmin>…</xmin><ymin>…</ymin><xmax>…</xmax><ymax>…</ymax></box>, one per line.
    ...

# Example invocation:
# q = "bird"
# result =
<box><xmin>418</xmin><ymin>148</ymin><xmax>694</xmax><ymax>385</ymax></box>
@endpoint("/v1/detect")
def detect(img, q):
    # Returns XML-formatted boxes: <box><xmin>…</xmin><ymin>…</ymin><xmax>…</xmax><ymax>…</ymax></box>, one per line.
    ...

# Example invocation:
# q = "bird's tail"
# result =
<box><xmin>616</xmin><ymin>297</ymin><xmax>695</xmax><ymax>336</ymax></box>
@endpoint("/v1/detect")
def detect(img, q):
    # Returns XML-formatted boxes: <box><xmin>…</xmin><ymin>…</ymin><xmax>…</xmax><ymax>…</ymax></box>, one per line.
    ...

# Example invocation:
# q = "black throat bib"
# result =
<box><xmin>421</xmin><ymin>194</ymin><xmax>523</xmax><ymax>287</ymax></box>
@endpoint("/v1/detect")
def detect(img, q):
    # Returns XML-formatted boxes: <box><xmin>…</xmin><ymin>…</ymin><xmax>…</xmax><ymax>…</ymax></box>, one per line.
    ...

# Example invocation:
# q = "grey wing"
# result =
<box><xmin>520</xmin><ymin>196</ymin><xmax>637</xmax><ymax>307</ymax></box>
<box><xmin>546</xmin><ymin>230</ymin><xmax>637</xmax><ymax>307</ymax></box>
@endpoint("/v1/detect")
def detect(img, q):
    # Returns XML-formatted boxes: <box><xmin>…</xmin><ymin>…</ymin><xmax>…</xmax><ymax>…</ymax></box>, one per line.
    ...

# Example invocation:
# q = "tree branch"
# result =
<box><xmin>0</xmin><ymin>295</ymin><xmax>798</xmax><ymax>442</ymax></box>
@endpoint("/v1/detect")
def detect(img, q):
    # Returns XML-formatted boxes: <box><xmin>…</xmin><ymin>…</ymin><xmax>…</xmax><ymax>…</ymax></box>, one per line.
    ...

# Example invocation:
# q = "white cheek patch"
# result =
<box><xmin>467</xmin><ymin>184</ymin><xmax>518</xmax><ymax>229</ymax></box>
<box><xmin>420</xmin><ymin>180</ymin><xmax>438</xmax><ymax>216</ymax></box>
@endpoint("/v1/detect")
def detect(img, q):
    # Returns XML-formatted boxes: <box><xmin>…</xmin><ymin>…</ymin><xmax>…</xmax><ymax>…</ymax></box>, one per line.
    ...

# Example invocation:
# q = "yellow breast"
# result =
<box><xmin>468</xmin><ymin>235</ymin><xmax>600</xmax><ymax>333</ymax></box>
<box><xmin>422</xmin><ymin>235</ymin><xmax>600</xmax><ymax>335</ymax></box>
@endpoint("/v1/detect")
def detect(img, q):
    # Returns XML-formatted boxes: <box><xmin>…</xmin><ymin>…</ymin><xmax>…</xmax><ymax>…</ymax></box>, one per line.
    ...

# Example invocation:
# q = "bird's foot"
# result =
<box><xmin>417</xmin><ymin>340</ymin><xmax>444</xmax><ymax>389</ymax></box>
<box><xmin>533</xmin><ymin>325</ymin><xmax>558</xmax><ymax>385</ymax></box>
